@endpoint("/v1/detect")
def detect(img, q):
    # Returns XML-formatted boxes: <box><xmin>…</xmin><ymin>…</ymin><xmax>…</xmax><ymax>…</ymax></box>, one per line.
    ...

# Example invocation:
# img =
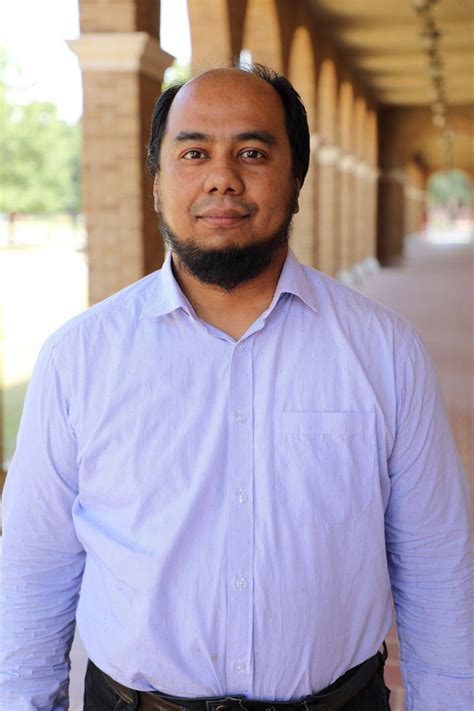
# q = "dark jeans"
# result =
<box><xmin>83</xmin><ymin>658</ymin><xmax>391</xmax><ymax>711</ymax></box>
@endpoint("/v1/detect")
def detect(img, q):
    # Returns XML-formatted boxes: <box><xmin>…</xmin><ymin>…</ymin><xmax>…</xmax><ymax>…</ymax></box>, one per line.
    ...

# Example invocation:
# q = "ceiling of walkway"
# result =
<box><xmin>309</xmin><ymin>0</ymin><xmax>474</xmax><ymax>107</ymax></box>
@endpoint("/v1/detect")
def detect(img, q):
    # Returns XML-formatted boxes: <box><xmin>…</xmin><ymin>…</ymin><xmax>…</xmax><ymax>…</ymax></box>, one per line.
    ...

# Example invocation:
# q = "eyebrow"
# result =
<box><xmin>173</xmin><ymin>130</ymin><xmax>278</xmax><ymax>146</ymax></box>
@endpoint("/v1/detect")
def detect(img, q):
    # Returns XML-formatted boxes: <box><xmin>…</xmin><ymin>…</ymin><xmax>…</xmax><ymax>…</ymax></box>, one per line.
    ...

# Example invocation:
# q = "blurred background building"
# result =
<box><xmin>1</xmin><ymin>1</ymin><xmax>473</xmax><ymax>709</ymax></box>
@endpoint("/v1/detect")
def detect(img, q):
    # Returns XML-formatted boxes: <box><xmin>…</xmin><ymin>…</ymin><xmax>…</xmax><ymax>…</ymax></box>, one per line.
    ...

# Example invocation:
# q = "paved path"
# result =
<box><xmin>27</xmin><ymin>237</ymin><xmax>474</xmax><ymax>709</ymax></box>
<box><xmin>355</xmin><ymin>237</ymin><xmax>474</xmax><ymax>710</ymax></box>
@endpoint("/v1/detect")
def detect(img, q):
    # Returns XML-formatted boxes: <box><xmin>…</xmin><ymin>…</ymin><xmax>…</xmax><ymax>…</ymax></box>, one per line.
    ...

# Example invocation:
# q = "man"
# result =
<box><xmin>1</xmin><ymin>64</ymin><xmax>472</xmax><ymax>711</ymax></box>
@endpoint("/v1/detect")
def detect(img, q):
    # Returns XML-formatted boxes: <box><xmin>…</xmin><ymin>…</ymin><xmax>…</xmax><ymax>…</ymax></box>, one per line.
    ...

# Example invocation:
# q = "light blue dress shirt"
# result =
<box><xmin>1</xmin><ymin>249</ymin><xmax>472</xmax><ymax>710</ymax></box>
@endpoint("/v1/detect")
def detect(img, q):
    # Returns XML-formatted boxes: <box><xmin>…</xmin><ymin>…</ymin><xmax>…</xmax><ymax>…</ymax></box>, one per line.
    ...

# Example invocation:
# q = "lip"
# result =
<box><xmin>197</xmin><ymin>209</ymin><xmax>250</xmax><ymax>228</ymax></box>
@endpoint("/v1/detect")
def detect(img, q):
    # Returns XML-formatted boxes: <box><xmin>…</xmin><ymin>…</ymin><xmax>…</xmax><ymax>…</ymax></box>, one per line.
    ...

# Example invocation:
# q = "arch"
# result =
<box><xmin>241</xmin><ymin>0</ymin><xmax>283</xmax><ymax>71</ymax></box>
<box><xmin>317</xmin><ymin>57</ymin><xmax>337</xmax><ymax>144</ymax></box>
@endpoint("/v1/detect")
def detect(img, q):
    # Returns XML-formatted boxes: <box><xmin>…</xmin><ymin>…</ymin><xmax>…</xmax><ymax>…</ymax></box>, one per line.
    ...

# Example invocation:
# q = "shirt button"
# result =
<box><xmin>236</xmin><ymin>342</ymin><xmax>246</xmax><ymax>352</ymax></box>
<box><xmin>235</xmin><ymin>576</ymin><xmax>247</xmax><ymax>590</ymax></box>
<box><xmin>234</xmin><ymin>411</ymin><xmax>247</xmax><ymax>424</ymax></box>
<box><xmin>234</xmin><ymin>661</ymin><xmax>246</xmax><ymax>673</ymax></box>
<box><xmin>236</xmin><ymin>489</ymin><xmax>248</xmax><ymax>504</ymax></box>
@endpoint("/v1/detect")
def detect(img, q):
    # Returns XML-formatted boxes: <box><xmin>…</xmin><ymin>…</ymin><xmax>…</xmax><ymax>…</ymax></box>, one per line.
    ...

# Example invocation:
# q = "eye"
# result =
<box><xmin>239</xmin><ymin>149</ymin><xmax>265</xmax><ymax>160</ymax></box>
<box><xmin>182</xmin><ymin>149</ymin><xmax>206</xmax><ymax>160</ymax></box>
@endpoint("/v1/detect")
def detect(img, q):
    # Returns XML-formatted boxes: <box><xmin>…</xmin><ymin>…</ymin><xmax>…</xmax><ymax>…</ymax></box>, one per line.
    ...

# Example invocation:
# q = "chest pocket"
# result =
<box><xmin>276</xmin><ymin>411</ymin><xmax>376</xmax><ymax>524</ymax></box>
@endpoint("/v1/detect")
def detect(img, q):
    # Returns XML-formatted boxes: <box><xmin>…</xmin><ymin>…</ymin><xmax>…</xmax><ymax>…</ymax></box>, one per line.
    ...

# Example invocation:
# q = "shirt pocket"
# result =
<box><xmin>276</xmin><ymin>411</ymin><xmax>376</xmax><ymax>524</ymax></box>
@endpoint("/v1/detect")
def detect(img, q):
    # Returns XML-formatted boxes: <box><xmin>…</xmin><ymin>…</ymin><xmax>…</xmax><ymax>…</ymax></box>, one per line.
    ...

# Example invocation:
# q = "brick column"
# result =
<box><xmin>188</xmin><ymin>0</ymin><xmax>235</xmax><ymax>70</ymax></box>
<box><xmin>355</xmin><ymin>163</ymin><xmax>380</xmax><ymax>277</ymax></box>
<box><xmin>241</xmin><ymin>0</ymin><xmax>284</xmax><ymax>71</ymax></box>
<box><xmin>291</xmin><ymin>133</ymin><xmax>318</xmax><ymax>267</ymax></box>
<box><xmin>352</xmin><ymin>161</ymin><xmax>381</xmax><ymax>280</ymax></box>
<box><xmin>69</xmin><ymin>34</ymin><xmax>173</xmax><ymax>303</ymax></box>
<box><xmin>404</xmin><ymin>185</ymin><xmax>426</xmax><ymax>237</ymax></box>
<box><xmin>336</xmin><ymin>153</ymin><xmax>355</xmax><ymax>283</ymax></box>
<box><xmin>351</xmin><ymin>160</ymin><xmax>367</xmax><ymax>280</ymax></box>
<box><xmin>365</xmin><ymin>166</ymin><xmax>380</xmax><ymax>273</ymax></box>
<box><xmin>316</xmin><ymin>143</ymin><xmax>340</xmax><ymax>275</ymax></box>
<box><xmin>377</xmin><ymin>169</ymin><xmax>406</xmax><ymax>265</ymax></box>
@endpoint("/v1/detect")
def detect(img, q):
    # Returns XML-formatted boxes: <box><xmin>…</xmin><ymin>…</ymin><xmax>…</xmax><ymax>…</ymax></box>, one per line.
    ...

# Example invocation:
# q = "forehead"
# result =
<box><xmin>164</xmin><ymin>70</ymin><xmax>288</xmax><ymax>140</ymax></box>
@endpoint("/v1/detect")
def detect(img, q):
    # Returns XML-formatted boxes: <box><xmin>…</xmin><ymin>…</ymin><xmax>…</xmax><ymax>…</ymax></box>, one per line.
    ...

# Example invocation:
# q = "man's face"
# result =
<box><xmin>154</xmin><ymin>69</ymin><xmax>300</xmax><ymax>290</ymax></box>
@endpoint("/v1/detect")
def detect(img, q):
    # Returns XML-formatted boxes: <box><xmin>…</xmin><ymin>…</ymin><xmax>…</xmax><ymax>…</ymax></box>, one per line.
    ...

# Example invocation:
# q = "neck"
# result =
<box><xmin>170</xmin><ymin>244</ymin><xmax>289</xmax><ymax>339</ymax></box>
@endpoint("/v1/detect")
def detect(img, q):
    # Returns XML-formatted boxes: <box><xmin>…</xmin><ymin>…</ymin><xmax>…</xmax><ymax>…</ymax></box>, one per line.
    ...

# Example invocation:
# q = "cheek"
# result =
<box><xmin>257</xmin><ymin>178</ymin><xmax>294</xmax><ymax>215</ymax></box>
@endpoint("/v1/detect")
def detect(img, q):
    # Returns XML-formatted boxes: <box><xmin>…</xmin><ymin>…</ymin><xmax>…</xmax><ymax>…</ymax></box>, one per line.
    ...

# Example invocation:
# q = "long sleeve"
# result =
<box><xmin>386</xmin><ymin>327</ymin><xmax>474</xmax><ymax>710</ymax></box>
<box><xmin>0</xmin><ymin>340</ymin><xmax>85</xmax><ymax>710</ymax></box>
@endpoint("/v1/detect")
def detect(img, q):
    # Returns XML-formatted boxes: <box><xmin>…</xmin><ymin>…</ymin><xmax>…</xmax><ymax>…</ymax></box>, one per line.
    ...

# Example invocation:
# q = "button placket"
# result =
<box><xmin>226</xmin><ymin>340</ymin><xmax>254</xmax><ymax>688</ymax></box>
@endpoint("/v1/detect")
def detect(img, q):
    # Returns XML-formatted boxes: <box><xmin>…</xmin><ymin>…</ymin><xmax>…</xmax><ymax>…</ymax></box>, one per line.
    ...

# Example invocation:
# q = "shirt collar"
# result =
<box><xmin>139</xmin><ymin>251</ymin><xmax>196</xmax><ymax>320</ymax></box>
<box><xmin>139</xmin><ymin>247</ymin><xmax>319</xmax><ymax>321</ymax></box>
<box><xmin>271</xmin><ymin>247</ymin><xmax>319</xmax><ymax>315</ymax></box>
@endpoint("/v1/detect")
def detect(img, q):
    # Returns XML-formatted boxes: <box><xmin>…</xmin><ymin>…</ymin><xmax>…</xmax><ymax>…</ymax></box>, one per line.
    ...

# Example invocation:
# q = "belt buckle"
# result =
<box><xmin>206</xmin><ymin>696</ymin><xmax>248</xmax><ymax>711</ymax></box>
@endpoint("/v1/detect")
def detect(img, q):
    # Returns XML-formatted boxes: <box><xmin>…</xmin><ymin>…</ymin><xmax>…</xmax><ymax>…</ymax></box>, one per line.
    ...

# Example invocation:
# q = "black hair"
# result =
<box><xmin>146</xmin><ymin>63</ymin><xmax>310</xmax><ymax>188</ymax></box>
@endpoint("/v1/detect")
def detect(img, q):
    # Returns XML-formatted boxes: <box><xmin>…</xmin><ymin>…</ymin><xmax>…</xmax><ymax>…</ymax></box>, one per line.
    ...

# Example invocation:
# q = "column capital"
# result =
<box><xmin>309</xmin><ymin>132</ymin><xmax>321</xmax><ymax>153</ymax></box>
<box><xmin>353</xmin><ymin>160</ymin><xmax>378</xmax><ymax>179</ymax></box>
<box><xmin>316</xmin><ymin>144</ymin><xmax>341</xmax><ymax>165</ymax></box>
<box><xmin>68</xmin><ymin>33</ymin><xmax>174</xmax><ymax>82</ymax></box>
<box><xmin>338</xmin><ymin>154</ymin><xmax>356</xmax><ymax>172</ymax></box>
<box><xmin>404</xmin><ymin>185</ymin><xmax>426</xmax><ymax>201</ymax></box>
<box><xmin>380</xmin><ymin>169</ymin><xmax>406</xmax><ymax>185</ymax></box>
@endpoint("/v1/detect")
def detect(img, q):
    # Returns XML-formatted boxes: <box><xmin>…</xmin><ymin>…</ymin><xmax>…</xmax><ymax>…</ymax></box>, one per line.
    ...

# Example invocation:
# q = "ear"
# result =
<box><xmin>153</xmin><ymin>174</ymin><xmax>160</xmax><ymax>212</ymax></box>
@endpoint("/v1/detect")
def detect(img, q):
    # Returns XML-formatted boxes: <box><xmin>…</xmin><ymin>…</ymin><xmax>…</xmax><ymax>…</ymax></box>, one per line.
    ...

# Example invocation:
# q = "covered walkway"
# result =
<box><xmin>66</xmin><ymin>236</ymin><xmax>474</xmax><ymax>711</ymax></box>
<box><xmin>3</xmin><ymin>2</ymin><xmax>473</xmax><ymax>708</ymax></box>
<box><xmin>356</xmin><ymin>237</ymin><xmax>473</xmax><ymax>709</ymax></box>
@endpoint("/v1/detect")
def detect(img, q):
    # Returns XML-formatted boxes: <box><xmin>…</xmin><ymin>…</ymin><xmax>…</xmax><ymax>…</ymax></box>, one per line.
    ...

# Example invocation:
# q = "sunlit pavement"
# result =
<box><xmin>2</xmin><ymin>232</ymin><xmax>473</xmax><ymax>709</ymax></box>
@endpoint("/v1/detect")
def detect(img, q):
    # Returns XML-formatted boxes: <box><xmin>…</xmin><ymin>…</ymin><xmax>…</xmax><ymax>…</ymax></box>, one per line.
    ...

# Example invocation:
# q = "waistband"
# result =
<box><xmin>99</xmin><ymin>643</ymin><xmax>387</xmax><ymax>711</ymax></box>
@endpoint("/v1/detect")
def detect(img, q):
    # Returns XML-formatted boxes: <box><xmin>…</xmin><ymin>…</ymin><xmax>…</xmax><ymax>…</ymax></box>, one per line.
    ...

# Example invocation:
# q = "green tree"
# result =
<box><xmin>427</xmin><ymin>170</ymin><xmax>472</xmax><ymax>208</ymax></box>
<box><xmin>162</xmin><ymin>59</ymin><xmax>192</xmax><ymax>90</ymax></box>
<box><xmin>0</xmin><ymin>47</ymin><xmax>81</xmax><ymax>218</ymax></box>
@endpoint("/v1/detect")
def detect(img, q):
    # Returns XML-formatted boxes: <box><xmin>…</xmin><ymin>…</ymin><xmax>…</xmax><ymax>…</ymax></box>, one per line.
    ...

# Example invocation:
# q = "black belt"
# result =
<box><xmin>100</xmin><ymin>643</ymin><xmax>387</xmax><ymax>711</ymax></box>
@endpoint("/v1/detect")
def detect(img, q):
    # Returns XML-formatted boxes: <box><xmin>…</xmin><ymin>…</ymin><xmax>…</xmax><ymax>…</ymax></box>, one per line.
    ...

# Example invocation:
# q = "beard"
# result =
<box><xmin>159</xmin><ymin>188</ymin><xmax>298</xmax><ymax>291</ymax></box>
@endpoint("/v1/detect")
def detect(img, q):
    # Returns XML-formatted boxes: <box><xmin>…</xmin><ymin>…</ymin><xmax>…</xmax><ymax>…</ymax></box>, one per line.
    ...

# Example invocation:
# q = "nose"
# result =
<box><xmin>203</xmin><ymin>160</ymin><xmax>244</xmax><ymax>196</ymax></box>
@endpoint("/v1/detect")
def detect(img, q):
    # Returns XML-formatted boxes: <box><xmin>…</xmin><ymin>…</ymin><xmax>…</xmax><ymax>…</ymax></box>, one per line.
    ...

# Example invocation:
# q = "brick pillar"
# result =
<box><xmin>188</xmin><ymin>0</ymin><xmax>234</xmax><ymax>70</ymax></box>
<box><xmin>404</xmin><ymin>161</ymin><xmax>427</xmax><ymax>238</ymax></box>
<box><xmin>242</xmin><ymin>0</ymin><xmax>283</xmax><ymax>71</ymax></box>
<box><xmin>378</xmin><ymin>170</ymin><xmax>406</xmax><ymax>265</ymax></box>
<box><xmin>365</xmin><ymin>166</ymin><xmax>380</xmax><ymax>272</ymax></box>
<box><xmin>291</xmin><ymin>137</ymin><xmax>317</xmax><ymax>267</ymax></box>
<box><xmin>404</xmin><ymin>185</ymin><xmax>426</xmax><ymax>236</ymax></box>
<box><xmin>336</xmin><ymin>153</ymin><xmax>355</xmax><ymax>283</ymax></box>
<box><xmin>69</xmin><ymin>34</ymin><xmax>173</xmax><ymax>303</ymax></box>
<box><xmin>351</xmin><ymin>161</ymin><xmax>380</xmax><ymax>280</ymax></box>
<box><xmin>352</xmin><ymin>160</ymin><xmax>367</xmax><ymax>279</ymax></box>
<box><xmin>316</xmin><ymin>143</ymin><xmax>340</xmax><ymax>275</ymax></box>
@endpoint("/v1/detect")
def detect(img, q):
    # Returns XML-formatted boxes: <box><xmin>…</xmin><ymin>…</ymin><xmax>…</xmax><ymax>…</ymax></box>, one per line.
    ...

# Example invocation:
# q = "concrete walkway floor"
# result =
<box><xmin>66</xmin><ymin>237</ymin><xmax>472</xmax><ymax>709</ymax></box>
<box><xmin>355</xmin><ymin>236</ymin><xmax>474</xmax><ymax>711</ymax></box>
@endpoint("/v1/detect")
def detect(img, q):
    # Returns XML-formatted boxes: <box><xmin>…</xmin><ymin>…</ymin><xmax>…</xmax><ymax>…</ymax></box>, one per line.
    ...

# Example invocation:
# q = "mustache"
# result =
<box><xmin>190</xmin><ymin>199</ymin><xmax>259</xmax><ymax>218</ymax></box>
